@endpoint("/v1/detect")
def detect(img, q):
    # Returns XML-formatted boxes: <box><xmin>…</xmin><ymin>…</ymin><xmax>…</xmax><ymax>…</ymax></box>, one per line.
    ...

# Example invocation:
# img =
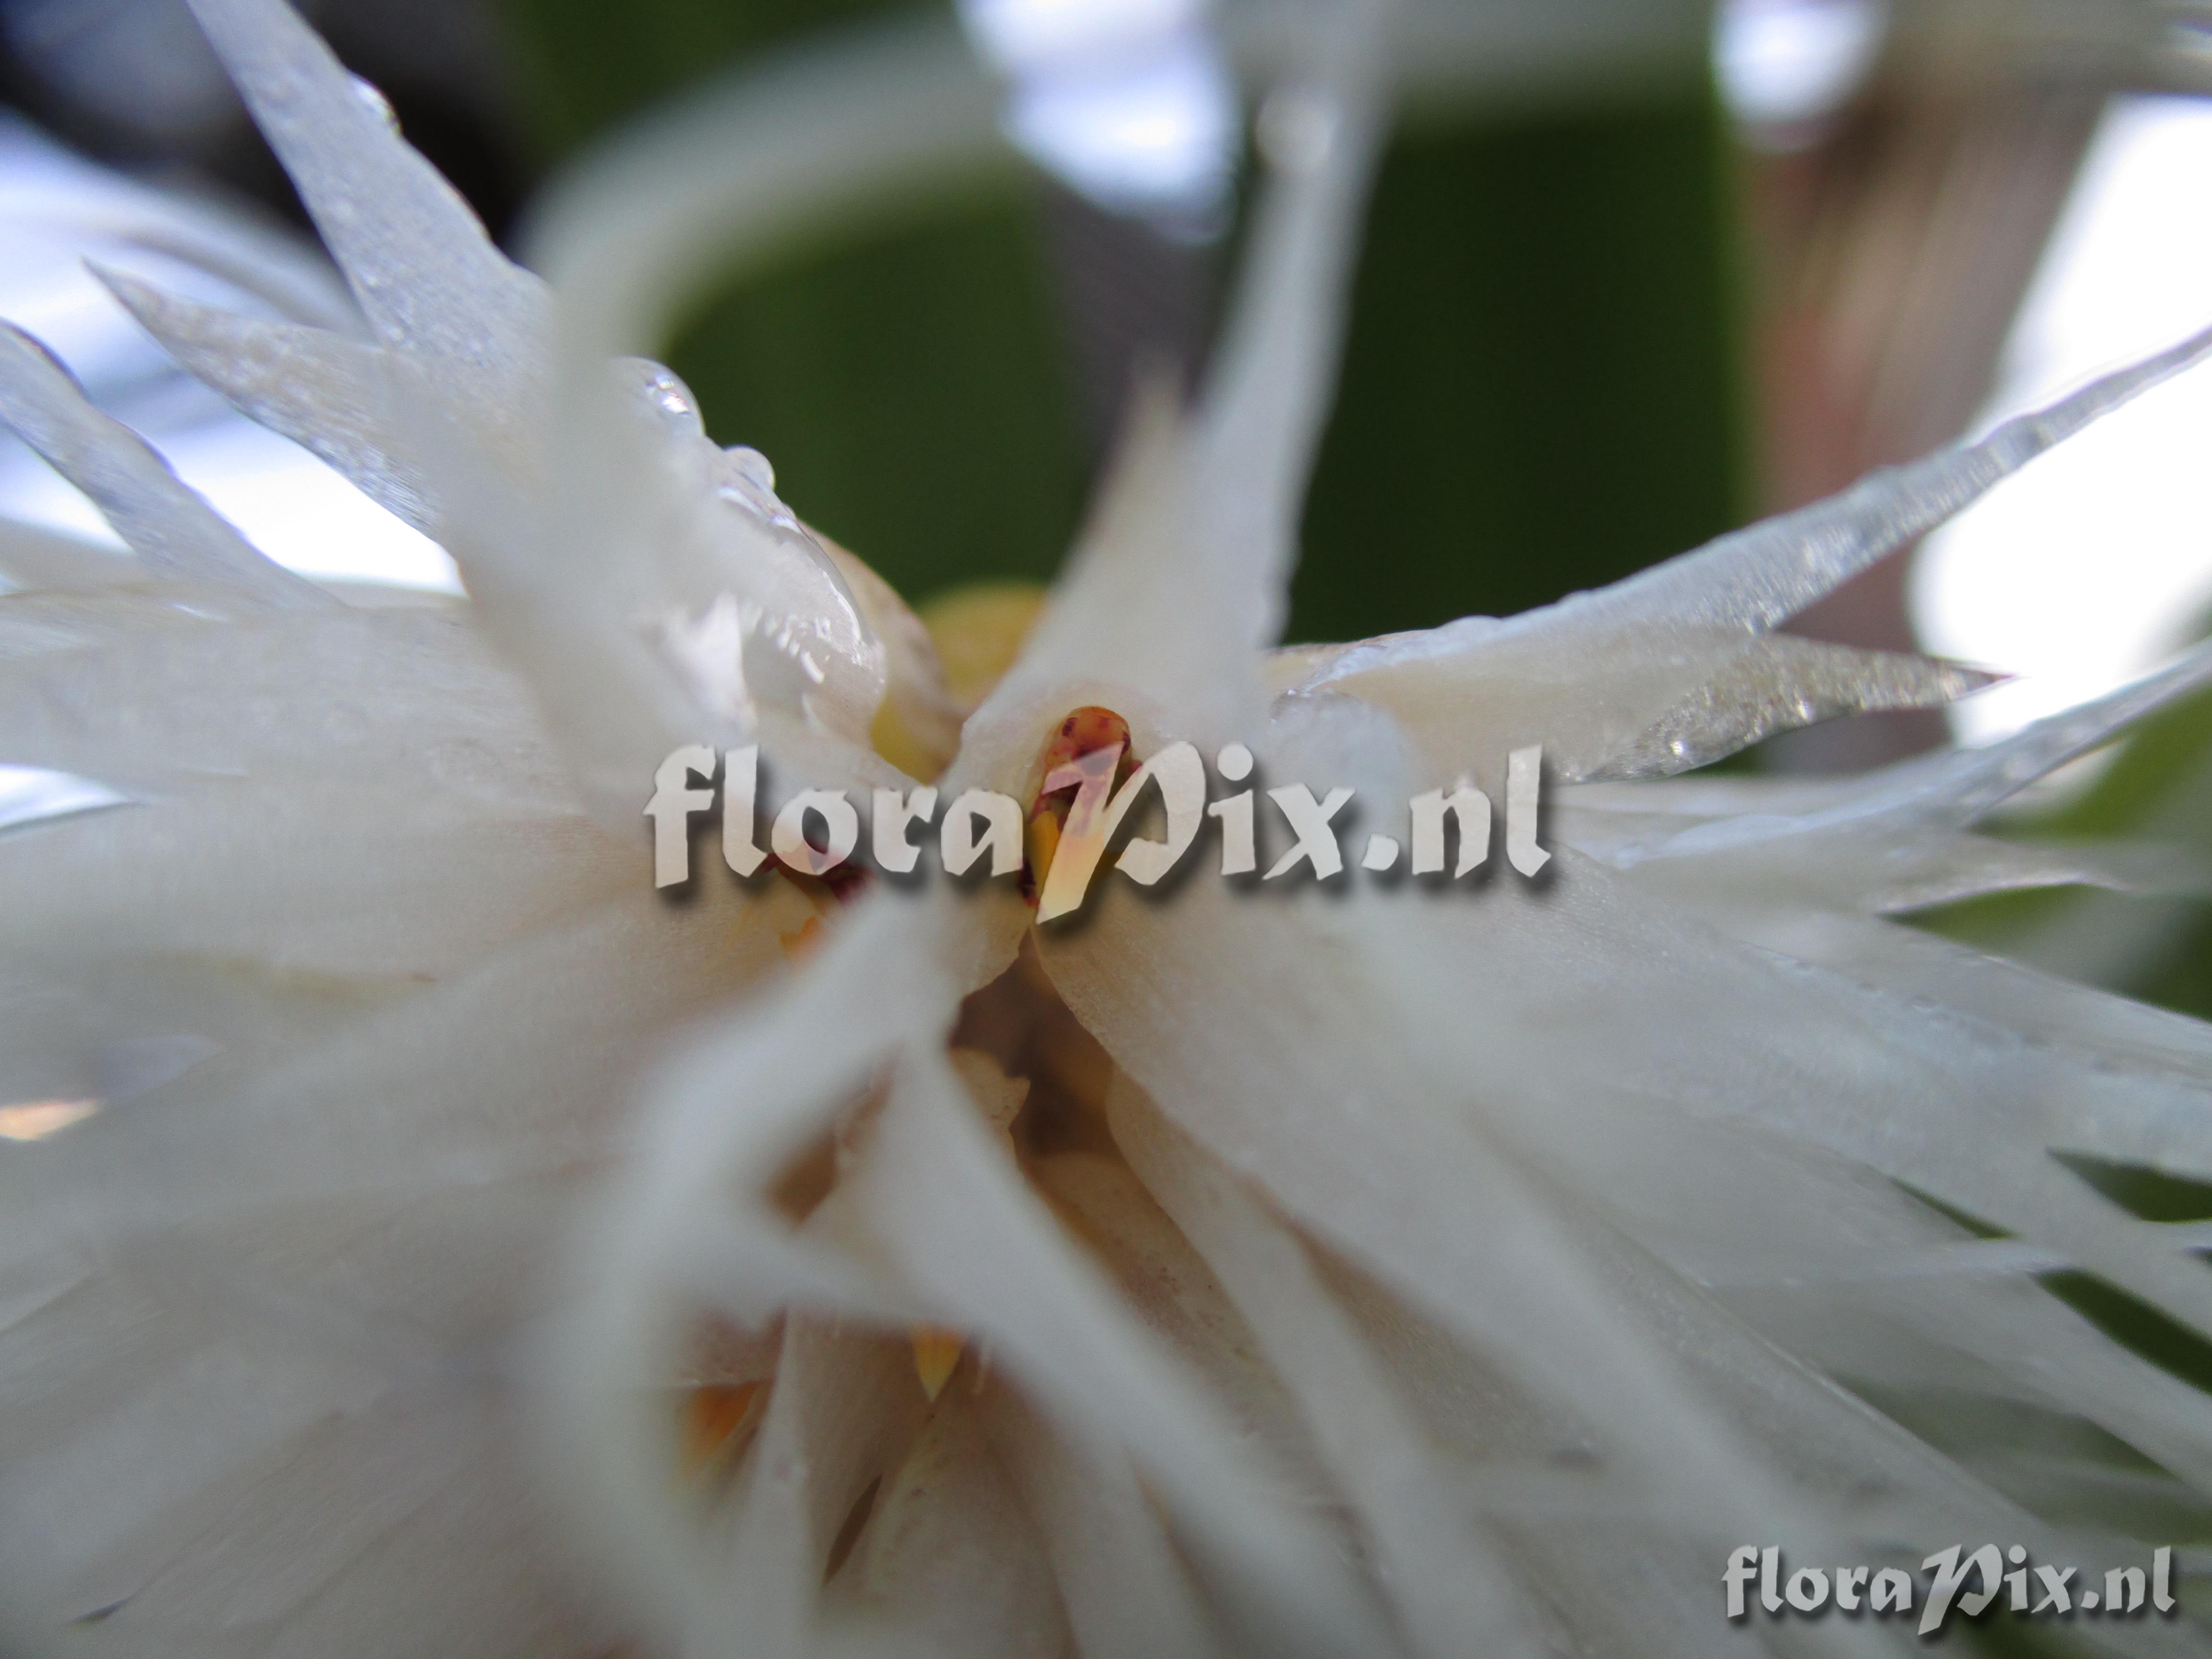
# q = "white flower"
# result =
<box><xmin>4</xmin><ymin>0</ymin><xmax>2212</xmax><ymax>1655</ymax></box>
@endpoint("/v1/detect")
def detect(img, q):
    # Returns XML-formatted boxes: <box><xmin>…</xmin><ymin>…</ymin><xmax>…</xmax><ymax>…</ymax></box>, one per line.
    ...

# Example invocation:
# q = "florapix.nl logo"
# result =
<box><xmin>646</xmin><ymin>723</ymin><xmax>1549</xmax><ymax>918</ymax></box>
<box><xmin>1725</xmin><ymin>1545</ymin><xmax>2178</xmax><ymax>1636</ymax></box>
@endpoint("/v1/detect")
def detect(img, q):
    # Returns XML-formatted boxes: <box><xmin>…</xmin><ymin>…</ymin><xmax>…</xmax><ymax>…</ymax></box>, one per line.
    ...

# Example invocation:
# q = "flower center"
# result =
<box><xmin>1021</xmin><ymin>705</ymin><xmax>1135</xmax><ymax>906</ymax></box>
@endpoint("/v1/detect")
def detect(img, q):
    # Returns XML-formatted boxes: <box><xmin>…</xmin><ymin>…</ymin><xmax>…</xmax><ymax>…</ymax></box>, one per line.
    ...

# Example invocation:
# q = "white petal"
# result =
<box><xmin>95</xmin><ymin>266</ymin><xmax>431</xmax><ymax>533</ymax></box>
<box><xmin>985</xmin><ymin>1390</ymin><xmax>1216</xmax><ymax>1659</ymax></box>
<box><xmin>1109</xmin><ymin>1085</ymin><xmax>1548</xmax><ymax>1659</ymax></box>
<box><xmin>1294</xmin><ymin>325</ymin><xmax>2212</xmax><ymax>782</ymax></box>
<box><xmin>853</xmin><ymin>1046</ymin><xmax>1400</xmax><ymax>1656</ymax></box>
<box><xmin>840</xmin><ymin>1389</ymin><xmax>1070</xmax><ymax>1659</ymax></box>
<box><xmin>180</xmin><ymin>0</ymin><xmax>546</xmax><ymax>380</ymax></box>
<box><xmin>0</xmin><ymin>324</ymin><xmax>326</xmax><ymax>611</ymax></box>
<box><xmin>0</xmin><ymin>517</ymin><xmax>141</xmax><ymax>594</ymax></box>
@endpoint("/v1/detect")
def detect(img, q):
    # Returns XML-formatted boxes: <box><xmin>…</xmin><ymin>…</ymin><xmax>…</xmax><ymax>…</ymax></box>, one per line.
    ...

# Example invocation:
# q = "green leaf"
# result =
<box><xmin>497</xmin><ymin>0</ymin><xmax>1748</xmax><ymax>625</ymax></box>
<box><xmin>1292</xmin><ymin>90</ymin><xmax>1749</xmax><ymax>641</ymax></box>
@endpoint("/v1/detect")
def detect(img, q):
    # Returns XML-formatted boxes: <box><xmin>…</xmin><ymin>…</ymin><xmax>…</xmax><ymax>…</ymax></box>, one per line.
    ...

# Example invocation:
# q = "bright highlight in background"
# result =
<box><xmin>1713</xmin><ymin>0</ymin><xmax>1889</xmax><ymax>138</ymax></box>
<box><xmin>1913</xmin><ymin>97</ymin><xmax>2212</xmax><ymax>746</ymax></box>
<box><xmin>958</xmin><ymin>0</ymin><xmax>1237</xmax><ymax>234</ymax></box>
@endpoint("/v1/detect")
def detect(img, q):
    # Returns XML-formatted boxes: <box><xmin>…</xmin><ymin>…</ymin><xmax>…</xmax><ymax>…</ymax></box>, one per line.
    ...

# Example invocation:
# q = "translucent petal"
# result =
<box><xmin>180</xmin><ymin>0</ymin><xmax>547</xmax><ymax>380</ymax></box>
<box><xmin>977</xmin><ymin>7</ymin><xmax>1387</xmax><ymax>755</ymax></box>
<box><xmin>985</xmin><ymin>1389</ymin><xmax>1216</xmax><ymax>1659</ymax></box>
<box><xmin>0</xmin><ymin>589</ymin><xmax>228</xmax><ymax>663</ymax></box>
<box><xmin>837</xmin><ymin>1389</ymin><xmax>1070</xmax><ymax>1659</ymax></box>
<box><xmin>718</xmin><ymin>1318</ymin><xmax>930</xmax><ymax>1656</ymax></box>
<box><xmin>0</xmin><ymin>872</ymin><xmax>792</xmax><ymax>1651</ymax></box>
<box><xmin>541</xmin><ymin>888</ymin><xmax>1024</xmax><ymax>1646</ymax></box>
<box><xmin>1291</xmin><ymin>325</ymin><xmax>2212</xmax><ymax>783</ymax></box>
<box><xmin>0</xmin><ymin>324</ymin><xmax>327</xmax><ymax>611</ymax></box>
<box><xmin>1109</xmin><ymin>1086</ymin><xmax>1549</xmax><ymax>1659</ymax></box>
<box><xmin>1845</xmin><ymin>637</ymin><xmax>2212</xmax><ymax>831</ymax></box>
<box><xmin>817</xmin><ymin>534</ymin><xmax>964</xmax><ymax>781</ymax></box>
<box><xmin>0</xmin><ymin>605</ymin><xmax>572</xmax><ymax>807</ymax></box>
<box><xmin>1587</xmin><ymin>636</ymin><xmax>1996</xmax><ymax>781</ymax></box>
<box><xmin>0</xmin><ymin>779</ymin><xmax>633</xmax><ymax>981</ymax></box>
<box><xmin>1035</xmin><ymin>870</ymin><xmax>1832</xmax><ymax>1549</ymax></box>
<box><xmin>1189</xmin><ymin>0</ymin><xmax>1387</xmax><ymax>654</ymax></box>
<box><xmin>852</xmin><ymin>1046</ymin><xmax>1399</xmax><ymax>1656</ymax></box>
<box><xmin>96</xmin><ymin>266</ymin><xmax>431</xmax><ymax>532</ymax></box>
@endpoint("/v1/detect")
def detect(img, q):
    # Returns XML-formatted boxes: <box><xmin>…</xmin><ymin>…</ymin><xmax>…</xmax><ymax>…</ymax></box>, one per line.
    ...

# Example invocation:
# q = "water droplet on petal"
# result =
<box><xmin>615</xmin><ymin>358</ymin><xmax>705</xmax><ymax>438</ymax></box>
<box><xmin>724</xmin><ymin>445</ymin><xmax>775</xmax><ymax>493</ymax></box>
<box><xmin>709</xmin><ymin>442</ymin><xmax>798</xmax><ymax>528</ymax></box>
<box><xmin>349</xmin><ymin>73</ymin><xmax>400</xmax><ymax>134</ymax></box>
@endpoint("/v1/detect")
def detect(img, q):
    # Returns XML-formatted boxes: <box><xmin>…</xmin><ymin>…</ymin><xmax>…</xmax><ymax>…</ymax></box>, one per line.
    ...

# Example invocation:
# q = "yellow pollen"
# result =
<box><xmin>778</xmin><ymin>916</ymin><xmax>826</xmax><ymax>962</ymax></box>
<box><xmin>678</xmin><ymin>1381</ymin><xmax>763</xmax><ymax>1476</ymax></box>
<box><xmin>909</xmin><ymin>1325</ymin><xmax>963</xmax><ymax>1402</ymax></box>
<box><xmin>0</xmin><ymin>1099</ymin><xmax>99</xmax><ymax>1142</ymax></box>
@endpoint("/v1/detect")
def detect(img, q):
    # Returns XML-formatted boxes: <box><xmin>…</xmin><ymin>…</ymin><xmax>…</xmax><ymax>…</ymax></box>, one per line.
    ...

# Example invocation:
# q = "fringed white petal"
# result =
<box><xmin>506</xmin><ymin>20</ymin><xmax>1002</xmax><ymax>824</ymax></box>
<box><xmin>1553</xmin><ymin>317</ymin><xmax>2212</xmax><ymax>640</ymax></box>
<box><xmin>0</xmin><ymin>324</ymin><xmax>328</xmax><ymax>611</ymax></box>
<box><xmin>0</xmin><ymin>781</ymin><xmax>632</xmax><ymax>983</ymax></box>
<box><xmin>718</xmin><ymin>1319</ymin><xmax>932</xmax><ymax>1658</ymax></box>
<box><xmin>541</xmin><ymin>886</ymin><xmax>1025</xmax><ymax>1647</ymax></box>
<box><xmin>834</xmin><ymin>1389</ymin><xmax>1069</xmax><ymax>1659</ymax></box>
<box><xmin>1034</xmin><ymin>874</ymin><xmax>1830</xmax><ymax>1553</ymax></box>
<box><xmin>0</xmin><ymin>865</ymin><xmax>798</xmax><ymax>1653</ymax></box>
<box><xmin>984</xmin><ymin>1383</ymin><xmax>1218</xmax><ymax>1659</ymax></box>
<box><xmin>853</xmin><ymin>1047</ymin><xmax>1398</xmax><ymax>1658</ymax></box>
<box><xmin>0</xmin><ymin>605</ymin><xmax>571</xmax><ymax>805</ymax></box>
<box><xmin>980</xmin><ymin>5</ymin><xmax>1386</xmax><ymax>752</ymax></box>
<box><xmin>95</xmin><ymin>266</ymin><xmax>431</xmax><ymax>533</ymax></box>
<box><xmin>1108</xmin><ymin>1085</ymin><xmax>1548</xmax><ymax>1659</ymax></box>
<box><xmin>179</xmin><ymin>0</ymin><xmax>546</xmax><ymax>383</ymax></box>
<box><xmin>1588</xmin><ymin>636</ymin><xmax>1996</xmax><ymax>781</ymax></box>
<box><xmin>1189</xmin><ymin>0</ymin><xmax>1387</xmax><ymax>652</ymax></box>
<box><xmin>0</xmin><ymin>588</ymin><xmax>229</xmax><ymax>663</ymax></box>
<box><xmin>12</xmin><ymin>0</ymin><xmax>2212</xmax><ymax>1654</ymax></box>
<box><xmin>1293</xmin><ymin>325</ymin><xmax>2212</xmax><ymax>783</ymax></box>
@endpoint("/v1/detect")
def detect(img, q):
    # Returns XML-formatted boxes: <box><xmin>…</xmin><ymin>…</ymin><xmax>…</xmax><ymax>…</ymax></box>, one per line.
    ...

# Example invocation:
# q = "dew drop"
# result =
<box><xmin>714</xmin><ymin>451</ymin><xmax>799</xmax><ymax>530</ymax></box>
<box><xmin>616</xmin><ymin>358</ymin><xmax>705</xmax><ymax>438</ymax></box>
<box><xmin>724</xmin><ymin>445</ymin><xmax>775</xmax><ymax>493</ymax></box>
<box><xmin>349</xmin><ymin>74</ymin><xmax>400</xmax><ymax>134</ymax></box>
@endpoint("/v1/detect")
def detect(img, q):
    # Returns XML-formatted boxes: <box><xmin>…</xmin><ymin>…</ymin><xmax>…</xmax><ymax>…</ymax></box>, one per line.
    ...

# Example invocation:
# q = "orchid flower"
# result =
<box><xmin>7</xmin><ymin>1</ymin><xmax>2212</xmax><ymax>1656</ymax></box>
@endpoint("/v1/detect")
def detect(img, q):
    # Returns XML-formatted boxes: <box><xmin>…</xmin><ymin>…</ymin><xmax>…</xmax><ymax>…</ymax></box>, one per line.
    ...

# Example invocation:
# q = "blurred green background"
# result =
<box><xmin>497</xmin><ymin>0</ymin><xmax>1749</xmax><ymax>637</ymax></box>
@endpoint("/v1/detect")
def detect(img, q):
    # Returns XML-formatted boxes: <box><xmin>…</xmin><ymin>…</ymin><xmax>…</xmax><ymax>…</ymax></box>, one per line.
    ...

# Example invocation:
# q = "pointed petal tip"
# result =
<box><xmin>180</xmin><ymin>0</ymin><xmax>542</xmax><ymax>370</ymax></box>
<box><xmin>678</xmin><ymin>1381</ymin><xmax>763</xmax><ymax>1476</ymax></box>
<box><xmin>81</xmin><ymin>260</ymin><xmax>195</xmax><ymax>352</ymax></box>
<box><xmin>1935</xmin><ymin>657</ymin><xmax>2009</xmax><ymax>697</ymax></box>
<box><xmin>0</xmin><ymin>318</ymin><xmax>74</xmax><ymax>383</ymax></box>
<box><xmin>81</xmin><ymin>259</ymin><xmax>171</xmax><ymax>331</ymax></box>
<box><xmin>910</xmin><ymin>1324</ymin><xmax>963</xmax><ymax>1402</ymax></box>
<box><xmin>0</xmin><ymin>318</ymin><xmax>329</xmax><ymax>608</ymax></box>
